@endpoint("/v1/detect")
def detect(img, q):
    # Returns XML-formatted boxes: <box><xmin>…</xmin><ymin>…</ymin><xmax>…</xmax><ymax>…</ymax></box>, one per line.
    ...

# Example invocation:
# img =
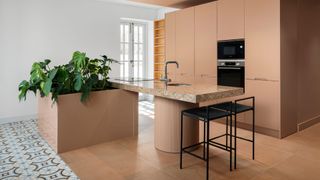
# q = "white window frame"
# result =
<box><xmin>120</xmin><ymin>20</ymin><xmax>148</xmax><ymax>79</ymax></box>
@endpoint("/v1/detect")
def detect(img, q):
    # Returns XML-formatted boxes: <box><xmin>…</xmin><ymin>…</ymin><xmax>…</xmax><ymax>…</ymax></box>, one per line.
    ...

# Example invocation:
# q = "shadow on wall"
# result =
<box><xmin>297</xmin><ymin>0</ymin><xmax>320</xmax><ymax>130</ymax></box>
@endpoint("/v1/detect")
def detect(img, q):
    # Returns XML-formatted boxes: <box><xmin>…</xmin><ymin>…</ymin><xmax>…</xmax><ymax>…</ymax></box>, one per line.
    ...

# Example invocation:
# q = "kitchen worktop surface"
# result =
<box><xmin>110</xmin><ymin>79</ymin><xmax>244</xmax><ymax>103</ymax></box>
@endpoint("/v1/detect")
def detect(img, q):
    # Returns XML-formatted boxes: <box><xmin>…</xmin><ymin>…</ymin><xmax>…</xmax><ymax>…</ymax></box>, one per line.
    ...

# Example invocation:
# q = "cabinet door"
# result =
<box><xmin>245</xmin><ymin>0</ymin><xmax>280</xmax><ymax>81</ymax></box>
<box><xmin>217</xmin><ymin>0</ymin><xmax>245</xmax><ymax>40</ymax></box>
<box><xmin>245</xmin><ymin>79</ymin><xmax>281</xmax><ymax>133</ymax></box>
<box><xmin>195</xmin><ymin>76</ymin><xmax>217</xmax><ymax>84</ymax></box>
<box><xmin>165</xmin><ymin>12</ymin><xmax>177</xmax><ymax>79</ymax></box>
<box><xmin>195</xmin><ymin>2</ymin><xmax>217</xmax><ymax>83</ymax></box>
<box><xmin>175</xmin><ymin>7</ymin><xmax>195</xmax><ymax>80</ymax></box>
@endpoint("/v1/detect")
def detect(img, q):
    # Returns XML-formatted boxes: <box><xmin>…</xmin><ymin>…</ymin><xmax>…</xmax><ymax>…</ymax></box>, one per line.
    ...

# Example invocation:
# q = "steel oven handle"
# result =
<box><xmin>218</xmin><ymin>67</ymin><xmax>242</xmax><ymax>70</ymax></box>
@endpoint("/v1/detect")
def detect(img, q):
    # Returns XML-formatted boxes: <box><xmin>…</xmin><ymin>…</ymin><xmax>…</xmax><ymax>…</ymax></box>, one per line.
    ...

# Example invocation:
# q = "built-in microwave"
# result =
<box><xmin>218</xmin><ymin>39</ymin><xmax>245</xmax><ymax>60</ymax></box>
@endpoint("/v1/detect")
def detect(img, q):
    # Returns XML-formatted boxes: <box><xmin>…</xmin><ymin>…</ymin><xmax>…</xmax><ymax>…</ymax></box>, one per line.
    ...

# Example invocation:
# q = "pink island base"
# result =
<box><xmin>38</xmin><ymin>89</ymin><xmax>138</xmax><ymax>153</ymax></box>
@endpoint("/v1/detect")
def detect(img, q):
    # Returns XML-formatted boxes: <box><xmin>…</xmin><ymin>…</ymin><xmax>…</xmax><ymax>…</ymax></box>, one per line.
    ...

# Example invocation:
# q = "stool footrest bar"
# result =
<box><xmin>211</xmin><ymin>133</ymin><xmax>254</xmax><ymax>143</ymax></box>
<box><xmin>182</xmin><ymin>149</ymin><xmax>206</xmax><ymax>161</ymax></box>
<box><xmin>210</xmin><ymin>134</ymin><xmax>227</xmax><ymax>141</ymax></box>
<box><xmin>182</xmin><ymin>142</ymin><xmax>204</xmax><ymax>151</ymax></box>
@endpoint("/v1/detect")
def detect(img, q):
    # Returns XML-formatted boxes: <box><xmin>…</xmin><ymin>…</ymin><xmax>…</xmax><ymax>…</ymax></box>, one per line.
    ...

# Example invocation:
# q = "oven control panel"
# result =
<box><xmin>218</xmin><ymin>60</ymin><xmax>245</xmax><ymax>67</ymax></box>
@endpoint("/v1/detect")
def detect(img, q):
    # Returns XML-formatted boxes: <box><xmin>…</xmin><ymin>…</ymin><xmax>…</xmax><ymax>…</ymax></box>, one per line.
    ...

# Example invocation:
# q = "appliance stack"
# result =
<box><xmin>217</xmin><ymin>39</ymin><xmax>245</xmax><ymax>88</ymax></box>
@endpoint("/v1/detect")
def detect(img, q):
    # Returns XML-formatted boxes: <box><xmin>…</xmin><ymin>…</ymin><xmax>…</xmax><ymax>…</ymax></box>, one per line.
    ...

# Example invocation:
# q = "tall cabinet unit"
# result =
<box><xmin>165</xmin><ymin>12</ymin><xmax>177</xmax><ymax>80</ymax></box>
<box><xmin>244</xmin><ymin>0</ymin><xmax>281</xmax><ymax>137</ymax></box>
<box><xmin>217</xmin><ymin>0</ymin><xmax>245</xmax><ymax>40</ymax></box>
<box><xmin>165</xmin><ymin>2</ymin><xmax>218</xmax><ymax>83</ymax></box>
<box><xmin>154</xmin><ymin>19</ymin><xmax>166</xmax><ymax>80</ymax></box>
<box><xmin>175</xmin><ymin>7</ymin><xmax>195</xmax><ymax>82</ymax></box>
<box><xmin>245</xmin><ymin>0</ymin><xmax>281</xmax><ymax>81</ymax></box>
<box><xmin>195</xmin><ymin>2</ymin><xmax>218</xmax><ymax>83</ymax></box>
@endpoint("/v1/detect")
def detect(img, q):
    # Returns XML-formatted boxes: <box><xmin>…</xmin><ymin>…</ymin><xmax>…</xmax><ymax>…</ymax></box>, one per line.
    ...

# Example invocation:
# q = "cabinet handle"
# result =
<box><xmin>254</xmin><ymin>77</ymin><xmax>268</xmax><ymax>81</ymax></box>
<box><xmin>247</xmin><ymin>77</ymin><xmax>279</xmax><ymax>82</ymax></box>
<box><xmin>218</xmin><ymin>67</ymin><xmax>242</xmax><ymax>70</ymax></box>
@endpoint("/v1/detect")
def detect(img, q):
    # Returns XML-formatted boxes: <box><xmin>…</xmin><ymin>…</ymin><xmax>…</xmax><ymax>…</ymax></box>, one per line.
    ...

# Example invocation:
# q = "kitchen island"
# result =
<box><xmin>110</xmin><ymin>79</ymin><xmax>243</xmax><ymax>153</ymax></box>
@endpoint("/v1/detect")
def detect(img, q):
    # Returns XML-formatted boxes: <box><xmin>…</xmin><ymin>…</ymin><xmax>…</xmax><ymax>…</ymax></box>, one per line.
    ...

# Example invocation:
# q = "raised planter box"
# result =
<box><xmin>38</xmin><ymin>89</ymin><xmax>138</xmax><ymax>153</ymax></box>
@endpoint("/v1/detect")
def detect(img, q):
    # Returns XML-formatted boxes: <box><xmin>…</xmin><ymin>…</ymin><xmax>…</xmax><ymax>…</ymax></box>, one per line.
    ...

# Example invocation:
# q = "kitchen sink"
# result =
<box><xmin>167</xmin><ymin>83</ymin><xmax>191</xmax><ymax>87</ymax></box>
<box><xmin>114</xmin><ymin>78</ymin><xmax>154</xmax><ymax>82</ymax></box>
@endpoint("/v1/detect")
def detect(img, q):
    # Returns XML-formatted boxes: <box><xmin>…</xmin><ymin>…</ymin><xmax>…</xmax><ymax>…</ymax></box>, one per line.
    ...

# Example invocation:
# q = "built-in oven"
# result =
<box><xmin>217</xmin><ymin>39</ymin><xmax>245</xmax><ymax>88</ymax></box>
<box><xmin>218</xmin><ymin>39</ymin><xmax>245</xmax><ymax>60</ymax></box>
<box><xmin>217</xmin><ymin>61</ymin><xmax>245</xmax><ymax>88</ymax></box>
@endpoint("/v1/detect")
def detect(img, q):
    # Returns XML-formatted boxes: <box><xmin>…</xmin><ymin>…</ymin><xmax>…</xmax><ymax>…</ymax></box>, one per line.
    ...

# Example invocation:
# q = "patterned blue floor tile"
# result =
<box><xmin>0</xmin><ymin>119</ymin><xmax>79</xmax><ymax>180</ymax></box>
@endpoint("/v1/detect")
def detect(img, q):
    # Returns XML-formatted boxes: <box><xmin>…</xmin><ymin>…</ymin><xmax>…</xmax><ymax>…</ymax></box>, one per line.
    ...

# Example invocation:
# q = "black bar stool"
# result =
<box><xmin>180</xmin><ymin>102</ymin><xmax>233</xmax><ymax>180</ymax></box>
<box><xmin>212</xmin><ymin>97</ymin><xmax>255</xmax><ymax>169</ymax></box>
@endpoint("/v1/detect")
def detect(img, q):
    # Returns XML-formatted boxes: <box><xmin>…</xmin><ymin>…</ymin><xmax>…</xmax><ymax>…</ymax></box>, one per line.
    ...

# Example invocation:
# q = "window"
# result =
<box><xmin>120</xmin><ymin>22</ymin><xmax>147</xmax><ymax>79</ymax></box>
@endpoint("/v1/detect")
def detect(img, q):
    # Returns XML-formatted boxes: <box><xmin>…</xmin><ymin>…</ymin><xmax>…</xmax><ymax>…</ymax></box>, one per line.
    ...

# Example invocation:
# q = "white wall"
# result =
<box><xmin>0</xmin><ymin>0</ymin><xmax>158</xmax><ymax>123</ymax></box>
<box><xmin>157</xmin><ymin>7</ymin><xmax>179</xmax><ymax>19</ymax></box>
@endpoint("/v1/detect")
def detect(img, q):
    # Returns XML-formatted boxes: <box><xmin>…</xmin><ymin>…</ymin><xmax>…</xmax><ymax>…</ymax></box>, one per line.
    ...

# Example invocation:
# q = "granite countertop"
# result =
<box><xmin>110</xmin><ymin>79</ymin><xmax>244</xmax><ymax>104</ymax></box>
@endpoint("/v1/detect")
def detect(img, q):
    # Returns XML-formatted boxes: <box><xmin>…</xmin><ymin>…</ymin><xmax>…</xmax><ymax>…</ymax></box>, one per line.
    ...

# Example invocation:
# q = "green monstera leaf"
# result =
<box><xmin>41</xmin><ymin>68</ymin><xmax>58</xmax><ymax>96</ymax></box>
<box><xmin>48</xmin><ymin>68</ymin><xmax>58</xmax><ymax>80</ymax></box>
<box><xmin>74</xmin><ymin>72</ymin><xmax>83</xmax><ymax>91</ymax></box>
<box><xmin>72</xmin><ymin>51</ymin><xmax>87</xmax><ymax>70</ymax></box>
<box><xmin>18</xmin><ymin>51</ymin><xmax>116</xmax><ymax>103</ymax></box>
<box><xmin>18</xmin><ymin>80</ymin><xmax>30</xmax><ymax>101</ymax></box>
<box><xmin>42</xmin><ymin>80</ymin><xmax>52</xmax><ymax>96</ymax></box>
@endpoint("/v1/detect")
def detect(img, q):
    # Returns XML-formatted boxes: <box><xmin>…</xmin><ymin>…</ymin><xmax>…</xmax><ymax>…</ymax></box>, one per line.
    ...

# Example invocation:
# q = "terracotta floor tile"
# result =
<box><xmin>68</xmin><ymin>156</ymin><xmax>124</xmax><ymax>180</ymax></box>
<box><xmin>60</xmin><ymin>148</ymin><xmax>97</xmax><ymax>164</ymax></box>
<box><xmin>251</xmin><ymin>171</ymin><xmax>287</xmax><ymax>180</ymax></box>
<box><xmin>125</xmin><ymin>169</ymin><xmax>176</xmax><ymax>180</ymax></box>
<box><xmin>86</xmin><ymin>142</ymin><xmax>157</xmax><ymax>177</ymax></box>
<box><xmin>261</xmin><ymin>155</ymin><xmax>320</xmax><ymax>180</ymax></box>
<box><xmin>57</xmin><ymin>102</ymin><xmax>320</xmax><ymax>179</ymax></box>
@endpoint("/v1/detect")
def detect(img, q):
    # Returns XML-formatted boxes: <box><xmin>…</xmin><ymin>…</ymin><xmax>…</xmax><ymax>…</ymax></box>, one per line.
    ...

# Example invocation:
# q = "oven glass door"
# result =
<box><xmin>217</xmin><ymin>66</ymin><xmax>245</xmax><ymax>88</ymax></box>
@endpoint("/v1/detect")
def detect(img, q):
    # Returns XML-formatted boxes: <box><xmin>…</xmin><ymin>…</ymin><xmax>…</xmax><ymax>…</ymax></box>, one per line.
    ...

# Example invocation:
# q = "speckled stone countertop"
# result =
<box><xmin>110</xmin><ymin>79</ymin><xmax>244</xmax><ymax>104</ymax></box>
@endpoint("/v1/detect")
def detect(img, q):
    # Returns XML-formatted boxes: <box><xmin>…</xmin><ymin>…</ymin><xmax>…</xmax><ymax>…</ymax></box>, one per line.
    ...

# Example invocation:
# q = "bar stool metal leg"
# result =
<box><xmin>206</xmin><ymin>120</ymin><xmax>210</xmax><ymax>180</ymax></box>
<box><xmin>203</xmin><ymin>121</ymin><xmax>206</xmax><ymax>160</ymax></box>
<box><xmin>234</xmin><ymin>113</ymin><xmax>237</xmax><ymax>169</ymax></box>
<box><xmin>226</xmin><ymin>116</ymin><xmax>229</xmax><ymax>151</ymax></box>
<box><xmin>253</xmin><ymin>97</ymin><xmax>255</xmax><ymax>160</ymax></box>
<box><xmin>180</xmin><ymin>112</ymin><xmax>184</xmax><ymax>169</ymax></box>
<box><xmin>229</xmin><ymin>114</ymin><xmax>233</xmax><ymax>171</ymax></box>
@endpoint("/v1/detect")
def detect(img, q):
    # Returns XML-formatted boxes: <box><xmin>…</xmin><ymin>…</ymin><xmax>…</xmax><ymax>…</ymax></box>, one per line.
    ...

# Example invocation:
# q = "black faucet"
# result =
<box><xmin>160</xmin><ymin>61</ymin><xmax>179</xmax><ymax>83</ymax></box>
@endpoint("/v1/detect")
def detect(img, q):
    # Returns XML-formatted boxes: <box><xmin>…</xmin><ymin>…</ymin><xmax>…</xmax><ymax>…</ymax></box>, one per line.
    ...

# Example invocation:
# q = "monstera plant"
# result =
<box><xmin>18</xmin><ymin>51</ymin><xmax>118</xmax><ymax>102</ymax></box>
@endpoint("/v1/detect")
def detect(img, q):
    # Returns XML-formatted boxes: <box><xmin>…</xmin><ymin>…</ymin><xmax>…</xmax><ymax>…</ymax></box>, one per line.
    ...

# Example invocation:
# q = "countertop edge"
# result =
<box><xmin>110</xmin><ymin>81</ymin><xmax>244</xmax><ymax>104</ymax></box>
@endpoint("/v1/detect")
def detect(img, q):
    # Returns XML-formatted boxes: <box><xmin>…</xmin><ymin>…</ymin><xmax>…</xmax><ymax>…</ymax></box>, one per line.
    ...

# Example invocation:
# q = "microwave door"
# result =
<box><xmin>218</xmin><ymin>40</ymin><xmax>245</xmax><ymax>60</ymax></box>
<box><xmin>224</xmin><ymin>46</ymin><xmax>237</xmax><ymax>59</ymax></box>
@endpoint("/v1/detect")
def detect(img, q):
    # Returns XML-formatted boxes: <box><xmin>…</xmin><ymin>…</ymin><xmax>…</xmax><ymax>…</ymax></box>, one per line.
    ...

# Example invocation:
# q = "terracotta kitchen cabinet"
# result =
<box><xmin>175</xmin><ymin>7</ymin><xmax>195</xmax><ymax>80</ymax></box>
<box><xmin>217</xmin><ymin>0</ymin><xmax>245</xmax><ymax>40</ymax></box>
<box><xmin>165</xmin><ymin>12</ymin><xmax>177</xmax><ymax>80</ymax></box>
<box><xmin>245</xmin><ymin>0</ymin><xmax>281</xmax><ymax>81</ymax></box>
<box><xmin>245</xmin><ymin>79</ymin><xmax>281</xmax><ymax>137</ymax></box>
<box><xmin>195</xmin><ymin>2</ymin><xmax>217</xmax><ymax>83</ymax></box>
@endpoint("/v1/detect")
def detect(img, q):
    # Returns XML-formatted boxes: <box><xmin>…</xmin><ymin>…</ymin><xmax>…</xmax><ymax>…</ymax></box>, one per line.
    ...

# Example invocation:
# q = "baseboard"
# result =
<box><xmin>298</xmin><ymin>115</ymin><xmax>320</xmax><ymax>132</ymax></box>
<box><xmin>216</xmin><ymin>120</ymin><xmax>280</xmax><ymax>138</ymax></box>
<box><xmin>0</xmin><ymin>114</ymin><xmax>37</xmax><ymax>125</ymax></box>
<box><xmin>236</xmin><ymin>121</ymin><xmax>280</xmax><ymax>138</ymax></box>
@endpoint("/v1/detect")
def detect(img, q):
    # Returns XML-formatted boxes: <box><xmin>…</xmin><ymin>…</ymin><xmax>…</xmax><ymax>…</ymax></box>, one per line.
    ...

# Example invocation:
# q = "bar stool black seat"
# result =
<box><xmin>213</xmin><ymin>102</ymin><xmax>253</xmax><ymax>114</ymax></box>
<box><xmin>180</xmin><ymin>103</ymin><xmax>233</xmax><ymax>180</ymax></box>
<box><xmin>183</xmin><ymin>106</ymin><xmax>231</xmax><ymax>121</ymax></box>
<box><xmin>212</xmin><ymin>97</ymin><xmax>255</xmax><ymax>169</ymax></box>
